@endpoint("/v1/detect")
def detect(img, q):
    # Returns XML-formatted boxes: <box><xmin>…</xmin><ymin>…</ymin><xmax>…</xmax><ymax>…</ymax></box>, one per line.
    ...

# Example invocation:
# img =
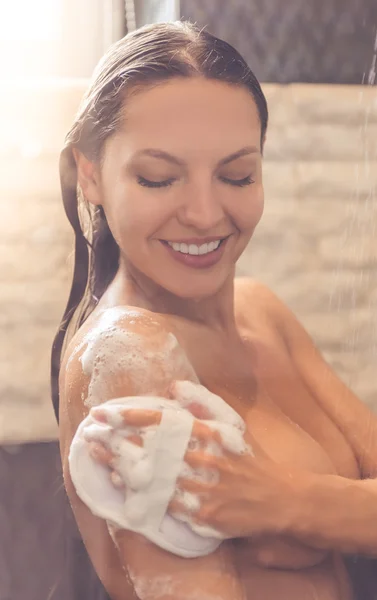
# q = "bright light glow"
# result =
<box><xmin>0</xmin><ymin>0</ymin><xmax>62</xmax><ymax>42</ymax></box>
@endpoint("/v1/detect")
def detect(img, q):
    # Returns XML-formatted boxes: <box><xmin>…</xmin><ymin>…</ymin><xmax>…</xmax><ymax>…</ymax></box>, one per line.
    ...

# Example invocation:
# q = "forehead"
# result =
<box><xmin>110</xmin><ymin>78</ymin><xmax>261</xmax><ymax>160</ymax></box>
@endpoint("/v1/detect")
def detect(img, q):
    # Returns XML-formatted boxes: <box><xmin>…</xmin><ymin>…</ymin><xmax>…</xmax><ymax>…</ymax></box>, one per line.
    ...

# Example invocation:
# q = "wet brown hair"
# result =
<box><xmin>50</xmin><ymin>20</ymin><xmax>268</xmax><ymax>422</ymax></box>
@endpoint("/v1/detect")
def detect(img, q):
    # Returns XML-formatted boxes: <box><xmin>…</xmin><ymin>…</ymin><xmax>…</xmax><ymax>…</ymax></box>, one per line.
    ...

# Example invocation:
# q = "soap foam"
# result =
<box><xmin>171</xmin><ymin>381</ymin><xmax>245</xmax><ymax>431</ymax></box>
<box><xmin>171</xmin><ymin>381</ymin><xmax>252</xmax><ymax>456</ymax></box>
<box><xmin>77</xmin><ymin>308</ymin><xmax>198</xmax><ymax>407</ymax></box>
<box><xmin>129</xmin><ymin>573</ymin><xmax>175</xmax><ymax>600</ymax></box>
<box><xmin>70</xmin><ymin>396</ymin><xmax>228</xmax><ymax>556</ymax></box>
<box><xmin>177</xmin><ymin>489</ymin><xmax>201</xmax><ymax>513</ymax></box>
<box><xmin>69</xmin><ymin>308</ymin><xmax>253</xmax><ymax>558</ymax></box>
<box><xmin>129</xmin><ymin>571</ymin><xmax>226</xmax><ymax>600</ymax></box>
<box><xmin>85</xmin><ymin>391</ymin><xmax>250</xmax><ymax>538</ymax></box>
<box><xmin>70</xmin><ymin>393</ymin><xmax>251</xmax><ymax>558</ymax></box>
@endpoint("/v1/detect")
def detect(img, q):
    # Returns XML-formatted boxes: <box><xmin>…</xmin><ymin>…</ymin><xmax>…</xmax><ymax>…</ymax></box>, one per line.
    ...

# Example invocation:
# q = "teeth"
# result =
<box><xmin>188</xmin><ymin>244</ymin><xmax>199</xmax><ymax>255</ymax></box>
<box><xmin>168</xmin><ymin>240</ymin><xmax>221</xmax><ymax>255</ymax></box>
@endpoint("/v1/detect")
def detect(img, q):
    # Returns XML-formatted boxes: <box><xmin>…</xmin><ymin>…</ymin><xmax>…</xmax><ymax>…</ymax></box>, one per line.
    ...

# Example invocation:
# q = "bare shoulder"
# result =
<box><xmin>62</xmin><ymin>305</ymin><xmax>173</xmax><ymax>371</ymax></box>
<box><xmin>57</xmin><ymin>307</ymin><xmax>175</xmax><ymax>599</ymax></box>
<box><xmin>59</xmin><ymin>305</ymin><xmax>196</xmax><ymax>430</ymax></box>
<box><xmin>235</xmin><ymin>277</ymin><xmax>277</xmax><ymax>302</ymax></box>
<box><xmin>235</xmin><ymin>277</ymin><xmax>292</xmax><ymax>328</ymax></box>
<box><xmin>58</xmin><ymin>307</ymin><xmax>242</xmax><ymax>600</ymax></box>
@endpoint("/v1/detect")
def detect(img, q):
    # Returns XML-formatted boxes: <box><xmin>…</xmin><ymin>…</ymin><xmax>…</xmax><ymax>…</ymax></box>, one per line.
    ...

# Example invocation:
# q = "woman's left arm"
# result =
<box><xmin>267</xmin><ymin>284</ymin><xmax>377</xmax><ymax>555</ymax></box>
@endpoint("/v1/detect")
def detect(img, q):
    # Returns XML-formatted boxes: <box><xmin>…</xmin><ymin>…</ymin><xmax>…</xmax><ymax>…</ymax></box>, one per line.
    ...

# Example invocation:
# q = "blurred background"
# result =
<box><xmin>0</xmin><ymin>0</ymin><xmax>376</xmax><ymax>598</ymax></box>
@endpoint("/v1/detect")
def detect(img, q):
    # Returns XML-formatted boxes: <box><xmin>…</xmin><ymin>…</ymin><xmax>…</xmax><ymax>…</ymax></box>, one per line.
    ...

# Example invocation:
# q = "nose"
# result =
<box><xmin>177</xmin><ymin>180</ymin><xmax>225</xmax><ymax>231</ymax></box>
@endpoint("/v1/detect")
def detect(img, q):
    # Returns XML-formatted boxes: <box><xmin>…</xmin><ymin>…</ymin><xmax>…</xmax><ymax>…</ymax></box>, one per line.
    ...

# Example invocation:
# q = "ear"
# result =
<box><xmin>72</xmin><ymin>148</ymin><xmax>102</xmax><ymax>206</ymax></box>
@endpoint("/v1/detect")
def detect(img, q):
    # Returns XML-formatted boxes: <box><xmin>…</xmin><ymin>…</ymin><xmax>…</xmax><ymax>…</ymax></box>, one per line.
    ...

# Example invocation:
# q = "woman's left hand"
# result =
<box><xmin>88</xmin><ymin>405</ymin><xmax>302</xmax><ymax>540</ymax></box>
<box><xmin>172</xmin><ymin>435</ymin><xmax>296</xmax><ymax>539</ymax></box>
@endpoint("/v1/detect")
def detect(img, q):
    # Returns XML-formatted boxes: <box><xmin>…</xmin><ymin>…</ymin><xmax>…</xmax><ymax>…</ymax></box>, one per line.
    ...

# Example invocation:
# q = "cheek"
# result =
<box><xmin>102</xmin><ymin>199</ymin><xmax>137</xmax><ymax>253</ymax></box>
<box><xmin>105</xmin><ymin>187</ymin><xmax>169</xmax><ymax>248</ymax></box>
<box><xmin>235</xmin><ymin>185</ymin><xmax>264</xmax><ymax>232</ymax></box>
<box><xmin>104</xmin><ymin>185</ymin><xmax>143</xmax><ymax>229</ymax></box>
<box><xmin>106</xmin><ymin>204</ymin><xmax>131</xmax><ymax>240</ymax></box>
<box><xmin>254</xmin><ymin>187</ymin><xmax>265</xmax><ymax>226</ymax></box>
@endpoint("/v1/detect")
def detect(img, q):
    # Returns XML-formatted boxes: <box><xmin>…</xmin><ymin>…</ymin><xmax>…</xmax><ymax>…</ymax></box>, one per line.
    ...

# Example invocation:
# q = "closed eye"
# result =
<box><xmin>137</xmin><ymin>174</ymin><xmax>255</xmax><ymax>189</ymax></box>
<box><xmin>219</xmin><ymin>175</ymin><xmax>255</xmax><ymax>187</ymax></box>
<box><xmin>137</xmin><ymin>176</ymin><xmax>176</xmax><ymax>188</ymax></box>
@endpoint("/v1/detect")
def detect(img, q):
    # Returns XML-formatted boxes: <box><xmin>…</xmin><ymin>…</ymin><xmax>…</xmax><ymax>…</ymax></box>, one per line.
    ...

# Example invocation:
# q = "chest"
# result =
<box><xmin>183</xmin><ymin>332</ymin><xmax>360</xmax><ymax>479</ymax></box>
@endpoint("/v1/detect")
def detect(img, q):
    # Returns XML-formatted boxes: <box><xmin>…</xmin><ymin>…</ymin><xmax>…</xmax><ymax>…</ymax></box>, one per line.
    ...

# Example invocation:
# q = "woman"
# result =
<box><xmin>52</xmin><ymin>20</ymin><xmax>377</xmax><ymax>600</ymax></box>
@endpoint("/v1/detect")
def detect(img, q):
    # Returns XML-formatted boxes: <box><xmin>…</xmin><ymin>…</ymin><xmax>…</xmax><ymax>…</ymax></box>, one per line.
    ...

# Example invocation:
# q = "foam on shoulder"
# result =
<box><xmin>75</xmin><ymin>307</ymin><xmax>198</xmax><ymax>407</ymax></box>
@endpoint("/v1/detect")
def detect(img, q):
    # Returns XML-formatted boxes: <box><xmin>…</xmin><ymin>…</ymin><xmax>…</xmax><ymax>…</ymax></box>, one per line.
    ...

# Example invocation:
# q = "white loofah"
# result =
<box><xmin>68</xmin><ymin>391</ymin><xmax>249</xmax><ymax>558</ymax></box>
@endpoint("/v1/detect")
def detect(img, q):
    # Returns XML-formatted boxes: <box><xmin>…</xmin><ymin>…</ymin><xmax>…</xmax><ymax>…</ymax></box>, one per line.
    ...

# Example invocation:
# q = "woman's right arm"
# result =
<box><xmin>59</xmin><ymin>314</ymin><xmax>246</xmax><ymax>600</ymax></box>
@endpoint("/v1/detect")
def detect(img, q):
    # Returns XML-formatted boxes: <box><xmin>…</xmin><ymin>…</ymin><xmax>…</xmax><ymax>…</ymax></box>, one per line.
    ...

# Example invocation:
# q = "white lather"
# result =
<box><xmin>68</xmin><ymin>384</ymin><xmax>251</xmax><ymax>558</ymax></box>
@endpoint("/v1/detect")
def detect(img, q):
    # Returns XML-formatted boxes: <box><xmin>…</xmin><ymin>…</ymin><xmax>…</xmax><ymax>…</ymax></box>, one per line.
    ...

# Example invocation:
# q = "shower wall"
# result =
<box><xmin>180</xmin><ymin>0</ymin><xmax>377</xmax><ymax>84</ymax></box>
<box><xmin>0</xmin><ymin>80</ymin><xmax>376</xmax><ymax>444</ymax></box>
<box><xmin>237</xmin><ymin>84</ymin><xmax>377</xmax><ymax>411</ymax></box>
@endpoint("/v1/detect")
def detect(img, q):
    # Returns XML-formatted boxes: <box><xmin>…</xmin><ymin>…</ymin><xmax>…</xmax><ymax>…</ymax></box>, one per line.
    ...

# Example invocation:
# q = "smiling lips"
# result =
<box><xmin>161</xmin><ymin>236</ymin><xmax>229</xmax><ymax>269</ymax></box>
<box><xmin>167</xmin><ymin>239</ymin><xmax>221</xmax><ymax>255</ymax></box>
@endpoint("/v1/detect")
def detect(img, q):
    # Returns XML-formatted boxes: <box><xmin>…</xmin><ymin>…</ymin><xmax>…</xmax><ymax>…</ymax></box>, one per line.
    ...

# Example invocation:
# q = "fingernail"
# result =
<box><xmin>90</xmin><ymin>408</ymin><xmax>107</xmax><ymax>422</ymax></box>
<box><xmin>187</xmin><ymin>402</ymin><xmax>211</xmax><ymax>419</ymax></box>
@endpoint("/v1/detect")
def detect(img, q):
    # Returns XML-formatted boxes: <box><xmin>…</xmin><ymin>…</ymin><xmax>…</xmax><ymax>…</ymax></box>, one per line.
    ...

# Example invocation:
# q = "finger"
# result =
<box><xmin>127</xmin><ymin>433</ymin><xmax>143</xmax><ymax>447</ymax></box>
<box><xmin>168</xmin><ymin>497</ymin><xmax>189</xmax><ymax>518</ymax></box>
<box><xmin>168</xmin><ymin>492</ymin><xmax>201</xmax><ymax>517</ymax></box>
<box><xmin>186</xmin><ymin>402</ymin><xmax>213</xmax><ymax>419</ymax></box>
<box><xmin>183</xmin><ymin>449</ymin><xmax>221</xmax><ymax>470</ymax></box>
<box><xmin>176</xmin><ymin>477</ymin><xmax>213</xmax><ymax>494</ymax></box>
<box><xmin>119</xmin><ymin>409</ymin><xmax>163</xmax><ymax>428</ymax></box>
<box><xmin>190</xmin><ymin>421</ymin><xmax>223</xmax><ymax>445</ymax></box>
<box><xmin>121</xmin><ymin>411</ymin><xmax>217</xmax><ymax>435</ymax></box>
<box><xmin>110</xmin><ymin>470</ymin><xmax>125</xmax><ymax>489</ymax></box>
<box><xmin>168</xmin><ymin>380</ymin><xmax>214</xmax><ymax>419</ymax></box>
<box><xmin>181</xmin><ymin>452</ymin><xmax>221</xmax><ymax>486</ymax></box>
<box><xmin>88</xmin><ymin>441</ymin><xmax>114</xmax><ymax>465</ymax></box>
<box><xmin>89</xmin><ymin>407</ymin><xmax>110</xmax><ymax>423</ymax></box>
<box><xmin>91</xmin><ymin>406</ymin><xmax>221</xmax><ymax>451</ymax></box>
<box><xmin>91</xmin><ymin>407</ymin><xmax>162</xmax><ymax>428</ymax></box>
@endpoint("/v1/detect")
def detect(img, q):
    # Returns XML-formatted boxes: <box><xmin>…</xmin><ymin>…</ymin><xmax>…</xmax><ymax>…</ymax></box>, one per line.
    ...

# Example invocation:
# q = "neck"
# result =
<box><xmin>109</xmin><ymin>259</ymin><xmax>237</xmax><ymax>333</ymax></box>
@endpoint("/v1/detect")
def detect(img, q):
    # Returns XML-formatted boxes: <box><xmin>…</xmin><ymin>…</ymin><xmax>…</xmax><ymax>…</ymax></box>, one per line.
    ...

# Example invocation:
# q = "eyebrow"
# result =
<box><xmin>218</xmin><ymin>146</ymin><xmax>260</xmax><ymax>165</ymax></box>
<box><xmin>133</xmin><ymin>145</ymin><xmax>260</xmax><ymax>167</ymax></box>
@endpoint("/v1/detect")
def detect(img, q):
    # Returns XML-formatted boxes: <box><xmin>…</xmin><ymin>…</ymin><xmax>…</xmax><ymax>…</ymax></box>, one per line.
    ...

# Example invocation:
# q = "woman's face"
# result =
<box><xmin>92</xmin><ymin>78</ymin><xmax>264</xmax><ymax>298</ymax></box>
